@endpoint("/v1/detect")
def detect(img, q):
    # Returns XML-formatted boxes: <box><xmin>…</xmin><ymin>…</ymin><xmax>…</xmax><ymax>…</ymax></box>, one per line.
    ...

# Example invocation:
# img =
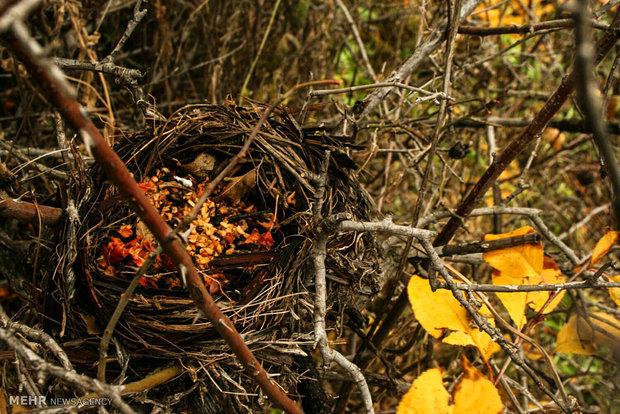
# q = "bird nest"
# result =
<box><xmin>40</xmin><ymin>102</ymin><xmax>382</xmax><ymax>393</ymax></box>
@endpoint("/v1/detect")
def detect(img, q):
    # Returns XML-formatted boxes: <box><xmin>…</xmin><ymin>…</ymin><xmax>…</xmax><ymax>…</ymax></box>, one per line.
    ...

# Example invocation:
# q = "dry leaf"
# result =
<box><xmin>453</xmin><ymin>356</ymin><xmax>503</xmax><ymax>414</ymax></box>
<box><xmin>591</xmin><ymin>229</ymin><xmax>618</xmax><ymax>266</ymax></box>
<box><xmin>178</xmin><ymin>152</ymin><xmax>216</xmax><ymax>180</ymax></box>
<box><xmin>556</xmin><ymin>312</ymin><xmax>620</xmax><ymax>355</ymax></box>
<box><xmin>542</xmin><ymin>127</ymin><xmax>566</xmax><ymax>152</ymax></box>
<box><xmin>408</xmin><ymin>275</ymin><xmax>500</xmax><ymax>361</ymax></box>
<box><xmin>78</xmin><ymin>312</ymin><xmax>101</xmax><ymax>335</ymax></box>
<box><xmin>483</xmin><ymin>226</ymin><xmax>565</xmax><ymax>329</ymax></box>
<box><xmin>215</xmin><ymin>168</ymin><xmax>257</xmax><ymax>204</ymax></box>
<box><xmin>397</xmin><ymin>368</ymin><xmax>452</xmax><ymax>414</ymax></box>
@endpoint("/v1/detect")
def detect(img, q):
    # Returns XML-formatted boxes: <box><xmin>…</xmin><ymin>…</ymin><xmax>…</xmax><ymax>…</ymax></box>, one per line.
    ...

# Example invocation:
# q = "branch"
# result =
<box><xmin>310</xmin><ymin>151</ymin><xmax>375</xmax><ymax>414</ymax></box>
<box><xmin>0</xmin><ymin>326</ymin><xmax>134</xmax><ymax>414</ymax></box>
<box><xmin>434</xmin><ymin>11</ymin><xmax>620</xmax><ymax>246</ymax></box>
<box><xmin>573</xmin><ymin>1</ymin><xmax>620</xmax><ymax>227</ymax></box>
<box><xmin>458</xmin><ymin>18</ymin><xmax>609</xmax><ymax>36</ymax></box>
<box><xmin>0</xmin><ymin>195</ymin><xmax>63</xmax><ymax>225</ymax></box>
<box><xmin>358</xmin><ymin>0</ymin><xmax>483</xmax><ymax>119</ymax></box>
<box><xmin>0</xmin><ymin>3</ymin><xmax>301</xmax><ymax>412</ymax></box>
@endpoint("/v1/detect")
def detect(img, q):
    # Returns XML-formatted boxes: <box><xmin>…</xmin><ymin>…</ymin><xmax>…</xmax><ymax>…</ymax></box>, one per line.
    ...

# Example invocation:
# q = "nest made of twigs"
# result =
<box><xmin>41</xmin><ymin>102</ymin><xmax>381</xmax><ymax>377</ymax></box>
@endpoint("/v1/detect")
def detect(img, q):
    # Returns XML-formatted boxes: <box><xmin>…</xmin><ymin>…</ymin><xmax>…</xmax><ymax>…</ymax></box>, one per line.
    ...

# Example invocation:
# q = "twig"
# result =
<box><xmin>420</xmin><ymin>205</ymin><xmax>581</xmax><ymax>265</ymax></box>
<box><xmin>335</xmin><ymin>0</ymin><xmax>377</xmax><ymax>81</ymax></box>
<box><xmin>558</xmin><ymin>203</ymin><xmax>611</xmax><ymax>241</ymax></box>
<box><xmin>0</xmin><ymin>305</ymin><xmax>72</xmax><ymax>371</ymax></box>
<box><xmin>239</xmin><ymin>0</ymin><xmax>282</xmax><ymax>102</ymax></box>
<box><xmin>310</xmin><ymin>151</ymin><xmax>374</xmax><ymax>414</ymax></box>
<box><xmin>0</xmin><ymin>326</ymin><xmax>134</xmax><ymax>414</ymax></box>
<box><xmin>55</xmin><ymin>113</ymin><xmax>80</xmax><ymax>300</ymax></box>
<box><xmin>310</xmin><ymin>81</ymin><xmax>451</xmax><ymax>98</ymax></box>
<box><xmin>358</xmin><ymin>0</ymin><xmax>483</xmax><ymax>119</ymax></box>
<box><xmin>487</xmin><ymin>126</ymin><xmax>502</xmax><ymax>232</ymax></box>
<box><xmin>0</xmin><ymin>195</ymin><xmax>63</xmax><ymax>225</ymax></box>
<box><xmin>104</xmin><ymin>0</ymin><xmax>147</xmax><ymax>63</ymax></box>
<box><xmin>458</xmin><ymin>18</ymin><xmax>609</xmax><ymax>36</ymax></box>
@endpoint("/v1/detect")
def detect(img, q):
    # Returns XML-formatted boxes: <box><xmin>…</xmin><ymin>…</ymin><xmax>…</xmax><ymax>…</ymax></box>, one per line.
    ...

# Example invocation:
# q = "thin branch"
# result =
<box><xmin>458</xmin><ymin>18</ymin><xmax>609</xmax><ymax>36</ymax></box>
<box><xmin>335</xmin><ymin>0</ymin><xmax>377</xmax><ymax>81</ymax></box>
<box><xmin>0</xmin><ymin>326</ymin><xmax>134</xmax><ymax>414</ymax></box>
<box><xmin>0</xmin><ymin>195</ymin><xmax>63</xmax><ymax>225</ymax></box>
<box><xmin>359</xmin><ymin>0</ymin><xmax>483</xmax><ymax>119</ymax></box>
<box><xmin>311</xmin><ymin>151</ymin><xmax>374</xmax><ymax>414</ymax></box>
<box><xmin>239</xmin><ymin>0</ymin><xmax>282</xmax><ymax>102</ymax></box>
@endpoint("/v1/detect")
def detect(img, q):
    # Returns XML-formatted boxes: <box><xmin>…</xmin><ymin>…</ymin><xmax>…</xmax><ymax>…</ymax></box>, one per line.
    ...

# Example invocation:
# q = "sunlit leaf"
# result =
<box><xmin>483</xmin><ymin>226</ymin><xmax>541</xmax><ymax>279</ymax></box>
<box><xmin>397</xmin><ymin>358</ymin><xmax>503</xmax><ymax>414</ymax></box>
<box><xmin>484</xmin><ymin>227</ymin><xmax>565</xmax><ymax>329</ymax></box>
<box><xmin>408</xmin><ymin>275</ymin><xmax>500</xmax><ymax>361</ymax></box>
<box><xmin>591</xmin><ymin>229</ymin><xmax>619</xmax><ymax>266</ymax></box>
<box><xmin>453</xmin><ymin>356</ymin><xmax>503</xmax><ymax>414</ymax></box>
<box><xmin>397</xmin><ymin>368</ymin><xmax>452</xmax><ymax>414</ymax></box>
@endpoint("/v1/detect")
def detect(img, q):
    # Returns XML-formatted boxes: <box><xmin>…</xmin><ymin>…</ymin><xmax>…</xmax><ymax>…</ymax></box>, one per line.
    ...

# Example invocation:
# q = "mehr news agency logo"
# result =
<box><xmin>7</xmin><ymin>394</ymin><xmax>112</xmax><ymax>408</ymax></box>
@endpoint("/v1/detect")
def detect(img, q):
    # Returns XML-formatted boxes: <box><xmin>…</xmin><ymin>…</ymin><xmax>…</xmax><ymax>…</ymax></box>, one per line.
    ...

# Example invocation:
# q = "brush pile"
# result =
<box><xmin>39</xmin><ymin>101</ymin><xmax>382</xmax><ymax>408</ymax></box>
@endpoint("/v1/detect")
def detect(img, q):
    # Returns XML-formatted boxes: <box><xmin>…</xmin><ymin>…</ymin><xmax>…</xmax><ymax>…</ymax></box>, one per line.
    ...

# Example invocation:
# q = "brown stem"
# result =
<box><xmin>434</xmin><ymin>13</ymin><xmax>620</xmax><ymax>246</ymax></box>
<box><xmin>0</xmin><ymin>196</ymin><xmax>62</xmax><ymax>225</ymax></box>
<box><xmin>0</xmin><ymin>6</ymin><xmax>301</xmax><ymax>413</ymax></box>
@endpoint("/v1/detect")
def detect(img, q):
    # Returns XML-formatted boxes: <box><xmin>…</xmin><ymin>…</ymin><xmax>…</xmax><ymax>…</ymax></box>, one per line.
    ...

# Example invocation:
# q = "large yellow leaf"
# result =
<box><xmin>556</xmin><ymin>312</ymin><xmax>620</xmax><ymax>355</ymax></box>
<box><xmin>397</xmin><ymin>358</ymin><xmax>503</xmax><ymax>414</ymax></box>
<box><xmin>453</xmin><ymin>356</ymin><xmax>503</xmax><ymax>414</ymax></box>
<box><xmin>610</xmin><ymin>275</ymin><xmax>620</xmax><ymax>307</ymax></box>
<box><xmin>397</xmin><ymin>368</ymin><xmax>452</xmax><ymax>414</ymax></box>
<box><xmin>492</xmin><ymin>258</ymin><xmax>566</xmax><ymax>330</ymax></box>
<box><xmin>408</xmin><ymin>275</ymin><xmax>500</xmax><ymax>361</ymax></box>
<box><xmin>483</xmin><ymin>226</ymin><xmax>542</xmax><ymax>279</ymax></box>
<box><xmin>591</xmin><ymin>229</ymin><xmax>619</xmax><ymax>266</ymax></box>
<box><xmin>483</xmin><ymin>227</ymin><xmax>565</xmax><ymax>329</ymax></box>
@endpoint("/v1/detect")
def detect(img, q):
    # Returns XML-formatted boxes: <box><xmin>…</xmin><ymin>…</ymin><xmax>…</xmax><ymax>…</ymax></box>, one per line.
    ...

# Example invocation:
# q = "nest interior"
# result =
<box><xmin>39</xmin><ymin>102</ymin><xmax>382</xmax><ymax>387</ymax></box>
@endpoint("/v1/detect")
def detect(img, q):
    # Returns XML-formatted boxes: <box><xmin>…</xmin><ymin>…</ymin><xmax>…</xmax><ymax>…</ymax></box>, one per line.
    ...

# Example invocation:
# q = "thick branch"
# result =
<box><xmin>0</xmin><ymin>196</ymin><xmax>63</xmax><ymax>225</ymax></box>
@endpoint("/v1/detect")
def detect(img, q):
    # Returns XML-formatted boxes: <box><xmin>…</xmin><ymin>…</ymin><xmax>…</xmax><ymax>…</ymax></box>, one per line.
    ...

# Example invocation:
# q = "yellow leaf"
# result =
<box><xmin>484</xmin><ymin>227</ymin><xmax>565</xmax><ymax>329</ymax></box>
<box><xmin>610</xmin><ymin>275</ymin><xmax>620</xmax><ymax>307</ymax></box>
<box><xmin>483</xmin><ymin>227</ymin><xmax>541</xmax><ymax>279</ymax></box>
<box><xmin>591</xmin><ymin>229</ymin><xmax>619</xmax><ymax>266</ymax></box>
<box><xmin>397</xmin><ymin>368</ymin><xmax>452</xmax><ymax>414</ymax></box>
<box><xmin>408</xmin><ymin>275</ymin><xmax>500</xmax><ymax>361</ymax></box>
<box><xmin>556</xmin><ymin>312</ymin><xmax>620</xmax><ymax>355</ymax></box>
<box><xmin>492</xmin><ymin>258</ymin><xmax>565</xmax><ymax>330</ymax></box>
<box><xmin>453</xmin><ymin>356</ymin><xmax>503</xmax><ymax>414</ymax></box>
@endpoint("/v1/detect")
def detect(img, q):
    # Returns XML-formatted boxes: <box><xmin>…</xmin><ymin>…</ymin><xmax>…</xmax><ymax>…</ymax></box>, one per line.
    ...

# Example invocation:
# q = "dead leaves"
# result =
<box><xmin>397</xmin><ymin>356</ymin><xmax>503</xmax><ymax>414</ymax></box>
<box><xmin>98</xmin><ymin>167</ymin><xmax>276</xmax><ymax>293</ymax></box>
